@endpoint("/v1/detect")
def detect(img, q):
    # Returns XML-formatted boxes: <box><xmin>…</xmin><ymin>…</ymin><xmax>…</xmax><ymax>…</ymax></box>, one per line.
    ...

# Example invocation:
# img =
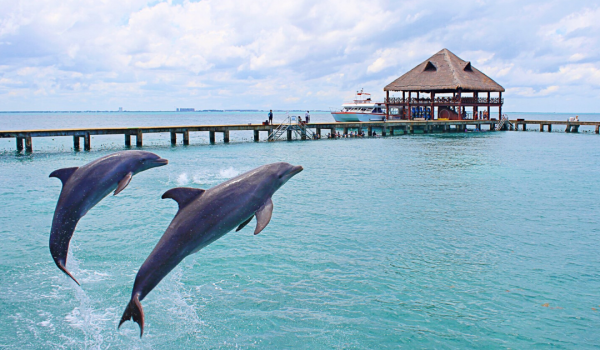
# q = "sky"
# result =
<box><xmin>0</xmin><ymin>0</ymin><xmax>599</xmax><ymax>112</ymax></box>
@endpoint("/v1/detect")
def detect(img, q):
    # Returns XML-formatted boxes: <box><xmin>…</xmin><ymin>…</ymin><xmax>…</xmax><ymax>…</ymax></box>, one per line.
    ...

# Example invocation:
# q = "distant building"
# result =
<box><xmin>384</xmin><ymin>48</ymin><xmax>505</xmax><ymax>120</ymax></box>
<box><xmin>177</xmin><ymin>108</ymin><xmax>195</xmax><ymax>112</ymax></box>
<box><xmin>118</xmin><ymin>107</ymin><xmax>123</xmax><ymax>112</ymax></box>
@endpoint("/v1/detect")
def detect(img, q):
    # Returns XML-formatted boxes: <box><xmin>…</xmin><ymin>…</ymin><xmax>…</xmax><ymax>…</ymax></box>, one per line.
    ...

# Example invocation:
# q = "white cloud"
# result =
<box><xmin>0</xmin><ymin>0</ymin><xmax>599</xmax><ymax>112</ymax></box>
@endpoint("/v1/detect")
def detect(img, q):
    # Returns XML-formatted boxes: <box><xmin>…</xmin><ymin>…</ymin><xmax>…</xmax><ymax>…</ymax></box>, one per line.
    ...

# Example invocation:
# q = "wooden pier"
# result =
<box><xmin>1</xmin><ymin>119</ymin><xmax>598</xmax><ymax>152</ymax></box>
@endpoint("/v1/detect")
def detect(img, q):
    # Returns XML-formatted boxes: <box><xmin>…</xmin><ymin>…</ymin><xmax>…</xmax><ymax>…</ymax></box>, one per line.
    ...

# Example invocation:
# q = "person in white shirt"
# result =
<box><xmin>305</xmin><ymin>111</ymin><xmax>310</xmax><ymax>123</ymax></box>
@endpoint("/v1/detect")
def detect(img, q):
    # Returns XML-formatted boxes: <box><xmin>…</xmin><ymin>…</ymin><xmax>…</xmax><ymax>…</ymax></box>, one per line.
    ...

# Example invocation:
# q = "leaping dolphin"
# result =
<box><xmin>49</xmin><ymin>150</ymin><xmax>169</xmax><ymax>285</ymax></box>
<box><xmin>118</xmin><ymin>162</ymin><xmax>303</xmax><ymax>337</ymax></box>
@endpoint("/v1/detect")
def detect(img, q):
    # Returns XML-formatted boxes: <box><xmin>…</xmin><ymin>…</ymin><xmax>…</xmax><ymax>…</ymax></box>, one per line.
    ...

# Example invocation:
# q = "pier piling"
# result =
<box><xmin>73</xmin><ymin>136</ymin><xmax>80</xmax><ymax>150</ymax></box>
<box><xmin>254</xmin><ymin>130</ymin><xmax>260</xmax><ymax>142</ymax></box>
<box><xmin>125</xmin><ymin>133</ymin><xmax>131</xmax><ymax>147</ymax></box>
<box><xmin>25</xmin><ymin>136</ymin><xmax>32</xmax><ymax>152</ymax></box>
<box><xmin>83</xmin><ymin>133</ymin><xmax>91</xmax><ymax>150</ymax></box>
<box><xmin>170</xmin><ymin>132</ymin><xmax>177</xmax><ymax>145</ymax></box>
<box><xmin>16</xmin><ymin>137</ymin><xmax>24</xmax><ymax>151</ymax></box>
<box><xmin>287</xmin><ymin>129</ymin><xmax>293</xmax><ymax>141</ymax></box>
<box><xmin>136</xmin><ymin>131</ymin><xmax>143</xmax><ymax>147</ymax></box>
<box><xmin>223</xmin><ymin>130</ymin><xmax>230</xmax><ymax>143</ymax></box>
<box><xmin>209</xmin><ymin>131</ymin><xmax>215</xmax><ymax>144</ymax></box>
<box><xmin>183</xmin><ymin>130</ymin><xmax>190</xmax><ymax>145</ymax></box>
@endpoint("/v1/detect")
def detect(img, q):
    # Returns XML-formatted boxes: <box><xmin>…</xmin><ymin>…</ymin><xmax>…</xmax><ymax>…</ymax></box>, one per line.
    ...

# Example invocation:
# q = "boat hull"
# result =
<box><xmin>331</xmin><ymin>112</ymin><xmax>385</xmax><ymax>122</ymax></box>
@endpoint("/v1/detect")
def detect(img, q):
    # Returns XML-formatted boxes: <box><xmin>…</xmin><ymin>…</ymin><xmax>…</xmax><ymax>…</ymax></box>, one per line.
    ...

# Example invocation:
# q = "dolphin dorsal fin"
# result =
<box><xmin>49</xmin><ymin>167</ymin><xmax>79</xmax><ymax>187</ymax></box>
<box><xmin>162</xmin><ymin>187</ymin><xmax>206</xmax><ymax>209</ymax></box>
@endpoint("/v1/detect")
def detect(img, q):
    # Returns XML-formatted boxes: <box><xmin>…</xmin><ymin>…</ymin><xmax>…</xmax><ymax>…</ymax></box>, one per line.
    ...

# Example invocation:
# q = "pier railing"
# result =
<box><xmin>385</xmin><ymin>97</ymin><xmax>504</xmax><ymax>105</ymax></box>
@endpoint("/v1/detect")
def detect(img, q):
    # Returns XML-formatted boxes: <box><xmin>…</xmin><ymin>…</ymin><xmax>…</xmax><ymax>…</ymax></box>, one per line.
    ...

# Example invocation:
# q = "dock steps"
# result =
<box><xmin>268</xmin><ymin>116</ymin><xmax>315</xmax><ymax>141</ymax></box>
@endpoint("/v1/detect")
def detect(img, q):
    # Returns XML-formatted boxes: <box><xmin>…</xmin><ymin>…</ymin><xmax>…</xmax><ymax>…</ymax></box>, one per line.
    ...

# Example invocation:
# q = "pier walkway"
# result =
<box><xmin>1</xmin><ymin>119</ymin><xmax>598</xmax><ymax>152</ymax></box>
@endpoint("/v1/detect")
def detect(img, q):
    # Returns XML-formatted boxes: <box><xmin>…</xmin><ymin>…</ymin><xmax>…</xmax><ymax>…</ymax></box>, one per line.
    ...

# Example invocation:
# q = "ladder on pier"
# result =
<box><xmin>495</xmin><ymin>115</ymin><xmax>512</xmax><ymax>131</ymax></box>
<box><xmin>268</xmin><ymin>115</ymin><xmax>315</xmax><ymax>141</ymax></box>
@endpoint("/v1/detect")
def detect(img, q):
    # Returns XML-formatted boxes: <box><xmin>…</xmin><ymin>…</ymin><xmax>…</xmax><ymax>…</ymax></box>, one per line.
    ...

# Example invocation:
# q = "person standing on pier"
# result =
<box><xmin>305</xmin><ymin>111</ymin><xmax>310</xmax><ymax>124</ymax></box>
<box><xmin>268</xmin><ymin>110</ymin><xmax>273</xmax><ymax>125</ymax></box>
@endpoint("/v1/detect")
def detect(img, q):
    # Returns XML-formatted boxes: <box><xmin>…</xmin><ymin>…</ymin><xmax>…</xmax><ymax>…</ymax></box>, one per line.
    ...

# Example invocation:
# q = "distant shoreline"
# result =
<box><xmin>0</xmin><ymin>110</ymin><xmax>330</xmax><ymax>114</ymax></box>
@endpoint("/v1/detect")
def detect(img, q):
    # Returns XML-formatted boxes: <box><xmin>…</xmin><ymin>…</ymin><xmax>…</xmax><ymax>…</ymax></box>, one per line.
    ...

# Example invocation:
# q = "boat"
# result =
<box><xmin>331</xmin><ymin>89</ymin><xmax>386</xmax><ymax>122</ymax></box>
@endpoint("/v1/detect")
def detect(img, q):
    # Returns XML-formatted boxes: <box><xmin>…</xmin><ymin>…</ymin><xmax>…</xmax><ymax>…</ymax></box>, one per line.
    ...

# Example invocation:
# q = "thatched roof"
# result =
<box><xmin>384</xmin><ymin>49</ymin><xmax>505</xmax><ymax>93</ymax></box>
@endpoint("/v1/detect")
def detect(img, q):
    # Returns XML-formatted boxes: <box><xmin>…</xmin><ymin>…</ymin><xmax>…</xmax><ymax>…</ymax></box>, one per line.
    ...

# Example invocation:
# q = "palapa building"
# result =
<box><xmin>384</xmin><ymin>48</ymin><xmax>504</xmax><ymax>120</ymax></box>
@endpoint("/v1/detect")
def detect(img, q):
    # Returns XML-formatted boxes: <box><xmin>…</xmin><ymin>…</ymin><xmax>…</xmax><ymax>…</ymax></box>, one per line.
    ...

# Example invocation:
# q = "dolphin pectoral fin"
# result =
<box><xmin>236</xmin><ymin>215</ymin><xmax>254</xmax><ymax>232</ymax></box>
<box><xmin>119</xmin><ymin>293</ymin><xmax>145</xmax><ymax>338</ymax></box>
<box><xmin>56</xmin><ymin>260</ymin><xmax>80</xmax><ymax>286</ymax></box>
<box><xmin>162</xmin><ymin>187</ymin><xmax>206</xmax><ymax>210</ymax></box>
<box><xmin>114</xmin><ymin>172</ymin><xmax>133</xmax><ymax>195</ymax></box>
<box><xmin>49</xmin><ymin>167</ymin><xmax>79</xmax><ymax>187</ymax></box>
<box><xmin>254</xmin><ymin>198</ymin><xmax>273</xmax><ymax>235</ymax></box>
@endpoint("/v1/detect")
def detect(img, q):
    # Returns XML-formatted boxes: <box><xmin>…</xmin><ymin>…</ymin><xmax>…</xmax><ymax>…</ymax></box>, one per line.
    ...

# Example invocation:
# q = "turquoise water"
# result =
<box><xmin>1</xmin><ymin>112</ymin><xmax>600</xmax><ymax>348</ymax></box>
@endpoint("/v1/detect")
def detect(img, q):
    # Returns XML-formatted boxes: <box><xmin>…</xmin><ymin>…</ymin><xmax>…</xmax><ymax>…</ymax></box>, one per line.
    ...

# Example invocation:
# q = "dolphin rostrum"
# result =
<box><xmin>49</xmin><ymin>150</ymin><xmax>168</xmax><ymax>285</ymax></box>
<box><xmin>119</xmin><ymin>162</ymin><xmax>303</xmax><ymax>336</ymax></box>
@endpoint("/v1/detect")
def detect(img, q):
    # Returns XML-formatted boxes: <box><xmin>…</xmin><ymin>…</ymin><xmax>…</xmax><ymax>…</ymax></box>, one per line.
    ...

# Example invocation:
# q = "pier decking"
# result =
<box><xmin>1</xmin><ymin>119</ymin><xmax>598</xmax><ymax>152</ymax></box>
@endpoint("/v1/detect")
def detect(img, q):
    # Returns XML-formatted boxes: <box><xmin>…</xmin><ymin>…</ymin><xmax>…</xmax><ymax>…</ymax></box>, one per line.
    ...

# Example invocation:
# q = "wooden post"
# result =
<box><xmin>385</xmin><ymin>90</ymin><xmax>389</xmax><ymax>120</ymax></box>
<box><xmin>223</xmin><ymin>130</ymin><xmax>230</xmax><ymax>143</ymax></box>
<box><xmin>25</xmin><ymin>136</ymin><xmax>33</xmax><ymax>152</ymax></box>
<box><xmin>136</xmin><ymin>130</ymin><xmax>143</xmax><ymax>147</ymax></box>
<box><xmin>409</xmin><ymin>125</ymin><xmax>414</xmax><ymax>134</ymax></box>
<box><xmin>407</xmin><ymin>91</ymin><xmax>411</xmax><ymax>119</ymax></box>
<box><xmin>523</xmin><ymin>123</ymin><xmax>527</xmax><ymax>131</ymax></box>
<box><xmin>316</xmin><ymin>128</ymin><xmax>321</xmax><ymax>138</ymax></box>
<box><xmin>548</xmin><ymin>124</ymin><xmax>552</xmax><ymax>132</ymax></box>
<box><xmin>170</xmin><ymin>132</ymin><xmax>177</xmax><ymax>145</ymax></box>
<box><xmin>596</xmin><ymin>125</ymin><xmax>599</xmax><ymax>134</ymax></box>
<box><xmin>209</xmin><ymin>131</ymin><xmax>215</xmax><ymax>144</ymax></box>
<box><xmin>84</xmin><ymin>133</ymin><xmax>91</xmax><ymax>150</ymax></box>
<box><xmin>389</xmin><ymin>127</ymin><xmax>394</xmax><ymax>136</ymax></box>
<box><xmin>367</xmin><ymin>126</ymin><xmax>372</xmax><ymax>136</ymax></box>
<box><xmin>343</xmin><ymin>127</ymin><xmax>348</xmax><ymax>135</ymax></box>
<box><xmin>183</xmin><ymin>130</ymin><xmax>190</xmax><ymax>145</ymax></box>
<box><xmin>254</xmin><ymin>130</ymin><xmax>260</xmax><ymax>142</ymax></box>
<box><xmin>382</xmin><ymin>126</ymin><xmax>387</xmax><ymax>136</ymax></box>
<box><xmin>431</xmin><ymin>91</ymin><xmax>435</xmax><ymax>120</ymax></box>
<box><xmin>540</xmin><ymin>124</ymin><xmax>544</xmax><ymax>132</ymax></box>
<box><xmin>403</xmin><ymin>91</ymin><xmax>407</xmax><ymax>119</ymax></box>
<box><xmin>125</xmin><ymin>133</ymin><xmax>131</xmax><ymax>146</ymax></box>
<box><xmin>16</xmin><ymin>137</ymin><xmax>24</xmax><ymax>151</ymax></box>
<box><xmin>287</xmin><ymin>129</ymin><xmax>293</xmax><ymax>140</ymax></box>
<box><xmin>73</xmin><ymin>136</ymin><xmax>80</xmax><ymax>150</ymax></box>
<box><xmin>498</xmin><ymin>91</ymin><xmax>502</xmax><ymax>119</ymax></box>
<box><xmin>403</xmin><ymin>125</ymin><xmax>408</xmax><ymax>134</ymax></box>
<box><xmin>457</xmin><ymin>89</ymin><xmax>462</xmax><ymax>120</ymax></box>
<box><xmin>331</xmin><ymin>127</ymin><xmax>336</xmax><ymax>137</ymax></box>
<box><xmin>487</xmin><ymin>91</ymin><xmax>491</xmax><ymax>120</ymax></box>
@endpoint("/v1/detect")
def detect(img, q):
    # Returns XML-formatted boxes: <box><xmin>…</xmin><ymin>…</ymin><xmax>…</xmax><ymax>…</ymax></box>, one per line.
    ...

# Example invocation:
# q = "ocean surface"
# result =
<box><xmin>1</xmin><ymin>111</ymin><xmax>600</xmax><ymax>349</ymax></box>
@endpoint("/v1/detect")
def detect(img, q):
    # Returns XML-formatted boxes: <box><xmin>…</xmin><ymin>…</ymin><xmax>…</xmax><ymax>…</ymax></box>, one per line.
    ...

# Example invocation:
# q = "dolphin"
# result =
<box><xmin>118</xmin><ymin>162</ymin><xmax>303</xmax><ymax>336</ymax></box>
<box><xmin>49</xmin><ymin>150</ymin><xmax>169</xmax><ymax>285</ymax></box>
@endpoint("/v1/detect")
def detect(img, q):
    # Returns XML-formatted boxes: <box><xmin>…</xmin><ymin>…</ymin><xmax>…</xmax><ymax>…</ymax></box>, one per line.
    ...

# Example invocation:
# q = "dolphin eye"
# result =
<box><xmin>278</xmin><ymin>175</ymin><xmax>283</xmax><ymax>179</ymax></box>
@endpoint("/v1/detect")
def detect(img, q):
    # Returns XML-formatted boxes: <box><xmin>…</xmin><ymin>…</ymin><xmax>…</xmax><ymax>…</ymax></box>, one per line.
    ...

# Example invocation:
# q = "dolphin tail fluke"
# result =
<box><xmin>56</xmin><ymin>260</ymin><xmax>80</xmax><ymax>286</ymax></box>
<box><xmin>119</xmin><ymin>294</ymin><xmax>145</xmax><ymax>337</ymax></box>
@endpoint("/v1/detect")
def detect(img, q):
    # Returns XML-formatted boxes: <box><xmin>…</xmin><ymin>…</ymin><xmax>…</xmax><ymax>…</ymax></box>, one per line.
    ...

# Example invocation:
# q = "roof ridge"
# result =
<box><xmin>443</xmin><ymin>50</ymin><xmax>461</xmax><ymax>89</ymax></box>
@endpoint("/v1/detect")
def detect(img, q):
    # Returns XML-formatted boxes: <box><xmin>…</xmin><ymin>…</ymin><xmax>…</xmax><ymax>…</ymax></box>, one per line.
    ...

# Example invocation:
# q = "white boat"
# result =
<box><xmin>331</xmin><ymin>89</ymin><xmax>386</xmax><ymax>122</ymax></box>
